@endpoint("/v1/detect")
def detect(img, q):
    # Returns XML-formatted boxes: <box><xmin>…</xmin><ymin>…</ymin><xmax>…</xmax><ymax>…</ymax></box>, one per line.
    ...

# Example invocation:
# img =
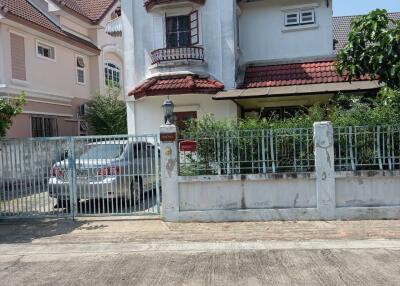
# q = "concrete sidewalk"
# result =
<box><xmin>1</xmin><ymin>219</ymin><xmax>400</xmax><ymax>286</ymax></box>
<box><xmin>1</xmin><ymin>219</ymin><xmax>400</xmax><ymax>244</ymax></box>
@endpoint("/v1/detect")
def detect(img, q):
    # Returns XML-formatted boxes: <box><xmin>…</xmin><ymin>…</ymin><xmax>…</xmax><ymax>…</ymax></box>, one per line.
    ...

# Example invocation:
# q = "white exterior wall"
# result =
<box><xmin>239</xmin><ymin>0</ymin><xmax>333</xmax><ymax>64</ymax></box>
<box><xmin>97</xmin><ymin>3</ymin><xmax>125</xmax><ymax>96</ymax></box>
<box><xmin>122</xmin><ymin>0</ymin><xmax>238</xmax><ymax>135</ymax></box>
<box><xmin>131</xmin><ymin>94</ymin><xmax>238</xmax><ymax>135</ymax></box>
<box><xmin>122</xmin><ymin>0</ymin><xmax>237</xmax><ymax>89</ymax></box>
<box><xmin>122</xmin><ymin>0</ymin><xmax>335</xmax><ymax>135</ymax></box>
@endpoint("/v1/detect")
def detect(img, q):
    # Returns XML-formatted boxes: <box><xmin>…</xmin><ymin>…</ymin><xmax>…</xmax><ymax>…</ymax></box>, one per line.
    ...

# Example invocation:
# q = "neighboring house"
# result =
<box><xmin>0</xmin><ymin>0</ymin><xmax>123</xmax><ymax>138</ymax></box>
<box><xmin>122</xmin><ymin>0</ymin><xmax>387</xmax><ymax>135</ymax></box>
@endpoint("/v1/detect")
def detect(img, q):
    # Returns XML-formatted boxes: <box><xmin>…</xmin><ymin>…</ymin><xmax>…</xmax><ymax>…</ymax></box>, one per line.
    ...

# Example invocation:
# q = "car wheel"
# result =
<box><xmin>130</xmin><ymin>177</ymin><xmax>143</xmax><ymax>206</ymax></box>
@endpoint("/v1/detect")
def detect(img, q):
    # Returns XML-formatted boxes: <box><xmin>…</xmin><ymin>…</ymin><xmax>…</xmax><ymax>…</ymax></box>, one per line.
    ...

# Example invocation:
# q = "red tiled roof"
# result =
<box><xmin>241</xmin><ymin>60</ymin><xmax>369</xmax><ymax>89</ymax></box>
<box><xmin>0</xmin><ymin>0</ymin><xmax>99</xmax><ymax>53</ymax></box>
<box><xmin>54</xmin><ymin>0</ymin><xmax>117</xmax><ymax>23</ymax></box>
<box><xmin>130</xmin><ymin>75</ymin><xmax>224</xmax><ymax>99</ymax></box>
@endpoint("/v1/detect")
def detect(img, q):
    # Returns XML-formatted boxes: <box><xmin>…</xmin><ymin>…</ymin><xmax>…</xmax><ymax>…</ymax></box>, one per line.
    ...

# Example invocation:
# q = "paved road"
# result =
<box><xmin>1</xmin><ymin>220</ymin><xmax>400</xmax><ymax>286</ymax></box>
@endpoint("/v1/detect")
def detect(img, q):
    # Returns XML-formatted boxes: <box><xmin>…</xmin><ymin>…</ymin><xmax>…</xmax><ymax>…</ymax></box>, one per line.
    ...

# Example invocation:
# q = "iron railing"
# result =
<box><xmin>150</xmin><ymin>47</ymin><xmax>204</xmax><ymax>65</ymax></box>
<box><xmin>0</xmin><ymin>135</ymin><xmax>160</xmax><ymax>218</ymax></box>
<box><xmin>179</xmin><ymin>128</ymin><xmax>315</xmax><ymax>176</ymax></box>
<box><xmin>334</xmin><ymin>126</ymin><xmax>400</xmax><ymax>171</ymax></box>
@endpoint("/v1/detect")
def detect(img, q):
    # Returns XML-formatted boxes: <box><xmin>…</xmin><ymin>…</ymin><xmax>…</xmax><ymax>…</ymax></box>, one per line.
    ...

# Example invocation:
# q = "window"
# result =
<box><xmin>76</xmin><ymin>55</ymin><xmax>85</xmax><ymax>84</ymax></box>
<box><xmin>285</xmin><ymin>12</ymin><xmax>300</xmax><ymax>26</ymax></box>
<box><xmin>284</xmin><ymin>9</ymin><xmax>315</xmax><ymax>26</ymax></box>
<box><xmin>300</xmin><ymin>10</ymin><xmax>315</xmax><ymax>24</ymax></box>
<box><xmin>172</xmin><ymin>111</ymin><xmax>197</xmax><ymax>130</ymax></box>
<box><xmin>31</xmin><ymin>116</ymin><xmax>58</xmax><ymax>137</ymax></box>
<box><xmin>36</xmin><ymin>41</ymin><xmax>55</xmax><ymax>60</ymax></box>
<box><xmin>166</xmin><ymin>11</ymin><xmax>199</xmax><ymax>48</ymax></box>
<box><xmin>104</xmin><ymin>62</ymin><xmax>121</xmax><ymax>88</ymax></box>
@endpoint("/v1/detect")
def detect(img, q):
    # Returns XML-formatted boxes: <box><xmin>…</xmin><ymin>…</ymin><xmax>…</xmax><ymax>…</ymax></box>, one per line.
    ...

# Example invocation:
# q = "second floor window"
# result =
<box><xmin>104</xmin><ymin>62</ymin><xmax>121</xmax><ymax>88</ymax></box>
<box><xmin>76</xmin><ymin>55</ymin><xmax>85</xmax><ymax>84</ymax></box>
<box><xmin>36</xmin><ymin>41</ymin><xmax>55</xmax><ymax>61</ymax></box>
<box><xmin>284</xmin><ymin>9</ymin><xmax>315</xmax><ymax>26</ymax></box>
<box><xmin>166</xmin><ymin>11</ymin><xmax>199</xmax><ymax>48</ymax></box>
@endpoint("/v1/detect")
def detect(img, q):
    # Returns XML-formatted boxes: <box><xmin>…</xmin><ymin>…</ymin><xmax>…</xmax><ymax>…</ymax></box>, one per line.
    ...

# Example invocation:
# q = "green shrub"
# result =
<box><xmin>182</xmin><ymin>90</ymin><xmax>400</xmax><ymax>137</ymax></box>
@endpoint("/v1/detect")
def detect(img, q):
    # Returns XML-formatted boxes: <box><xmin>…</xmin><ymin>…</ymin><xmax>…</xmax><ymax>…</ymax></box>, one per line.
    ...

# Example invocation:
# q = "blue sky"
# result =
<box><xmin>333</xmin><ymin>0</ymin><xmax>400</xmax><ymax>16</ymax></box>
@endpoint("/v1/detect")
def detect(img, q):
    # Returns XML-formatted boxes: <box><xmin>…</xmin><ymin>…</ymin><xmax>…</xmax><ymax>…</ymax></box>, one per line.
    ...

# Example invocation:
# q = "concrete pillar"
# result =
<box><xmin>160</xmin><ymin>124</ymin><xmax>179</xmax><ymax>221</ymax></box>
<box><xmin>314</xmin><ymin>121</ymin><xmax>336</xmax><ymax>219</ymax></box>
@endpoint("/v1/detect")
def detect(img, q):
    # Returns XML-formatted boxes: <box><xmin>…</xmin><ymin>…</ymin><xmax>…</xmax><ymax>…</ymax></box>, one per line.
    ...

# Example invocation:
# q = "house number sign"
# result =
<box><xmin>160</xmin><ymin>133</ymin><xmax>176</xmax><ymax>142</ymax></box>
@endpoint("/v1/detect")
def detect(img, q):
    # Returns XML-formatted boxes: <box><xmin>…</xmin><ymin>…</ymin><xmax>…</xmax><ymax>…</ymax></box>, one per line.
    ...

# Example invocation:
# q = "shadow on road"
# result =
<box><xmin>0</xmin><ymin>219</ymin><xmax>85</xmax><ymax>244</ymax></box>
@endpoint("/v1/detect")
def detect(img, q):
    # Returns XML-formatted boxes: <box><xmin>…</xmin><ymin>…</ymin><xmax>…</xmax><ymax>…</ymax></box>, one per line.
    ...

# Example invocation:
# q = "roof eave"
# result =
<box><xmin>213</xmin><ymin>81</ymin><xmax>382</xmax><ymax>100</ymax></box>
<box><xmin>3</xmin><ymin>12</ymin><xmax>100</xmax><ymax>54</ymax></box>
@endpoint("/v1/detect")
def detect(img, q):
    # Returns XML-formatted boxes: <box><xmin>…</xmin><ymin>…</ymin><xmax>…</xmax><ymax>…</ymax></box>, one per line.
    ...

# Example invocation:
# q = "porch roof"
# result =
<box><xmin>214</xmin><ymin>81</ymin><xmax>381</xmax><ymax>100</ymax></box>
<box><xmin>214</xmin><ymin>60</ymin><xmax>380</xmax><ymax>100</ymax></box>
<box><xmin>129</xmin><ymin>74</ymin><xmax>224</xmax><ymax>100</ymax></box>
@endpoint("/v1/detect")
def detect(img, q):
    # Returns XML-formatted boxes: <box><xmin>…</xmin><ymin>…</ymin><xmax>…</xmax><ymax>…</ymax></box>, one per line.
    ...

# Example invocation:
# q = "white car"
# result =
<box><xmin>48</xmin><ymin>140</ymin><xmax>159</xmax><ymax>207</ymax></box>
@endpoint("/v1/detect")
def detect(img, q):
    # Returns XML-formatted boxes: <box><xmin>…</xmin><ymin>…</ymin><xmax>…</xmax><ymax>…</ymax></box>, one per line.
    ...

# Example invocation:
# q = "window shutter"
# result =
<box><xmin>300</xmin><ymin>10</ymin><xmax>315</xmax><ymax>24</ymax></box>
<box><xmin>284</xmin><ymin>12</ymin><xmax>299</xmax><ymax>26</ymax></box>
<box><xmin>10</xmin><ymin>33</ymin><xmax>26</xmax><ymax>81</ymax></box>
<box><xmin>190</xmin><ymin>10</ymin><xmax>199</xmax><ymax>45</ymax></box>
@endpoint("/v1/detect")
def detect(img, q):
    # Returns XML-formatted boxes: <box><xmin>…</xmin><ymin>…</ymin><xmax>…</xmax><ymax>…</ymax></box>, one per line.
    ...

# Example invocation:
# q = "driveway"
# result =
<box><xmin>1</xmin><ymin>220</ymin><xmax>400</xmax><ymax>286</ymax></box>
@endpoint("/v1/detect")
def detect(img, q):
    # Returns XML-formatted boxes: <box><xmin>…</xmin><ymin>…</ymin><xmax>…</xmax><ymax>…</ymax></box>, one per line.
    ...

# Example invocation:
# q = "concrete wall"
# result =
<box><xmin>179</xmin><ymin>174</ymin><xmax>317</xmax><ymax>211</ymax></box>
<box><xmin>160</xmin><ymin>122</ymin><xmax>400</xmax><ymax>222</ymax></box>
<box><xmin>238</xmin><ymin>0</ymin><xmax>333</xmax><ymax>64</ymax></box>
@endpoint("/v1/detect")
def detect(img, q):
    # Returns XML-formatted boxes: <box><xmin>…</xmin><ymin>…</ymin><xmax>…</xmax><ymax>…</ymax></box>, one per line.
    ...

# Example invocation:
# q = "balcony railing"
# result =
<box><xmin>150</xmin><ymin>47</ymin><xmax>204</xmax><ymax>65</ymax></box>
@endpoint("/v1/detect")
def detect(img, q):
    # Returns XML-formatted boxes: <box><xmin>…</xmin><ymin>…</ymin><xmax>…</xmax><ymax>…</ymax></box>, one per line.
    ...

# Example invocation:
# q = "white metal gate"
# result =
<box><xmin>0</xmin><ymin>134</ymin><xmax>160</xmax><ymax>218</ymax></box>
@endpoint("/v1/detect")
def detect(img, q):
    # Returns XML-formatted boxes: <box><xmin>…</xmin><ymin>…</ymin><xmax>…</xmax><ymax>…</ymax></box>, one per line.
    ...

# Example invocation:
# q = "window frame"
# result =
<box><xmin>35</xmin><ymin>40</ymin><xmax>56</xmax><ymax>62</ymax></box>
<box><xmin>31</xmin><ymin>115</ymin><xmax>58</xmax><ymax>138</ymax></box>
<box><xmin>166</xmin><ymin>14</ymin><xmax>191</xmax><ymax>48</ymax></box>
<box><xmin>76</xmin><ymin>54</ymin><xmax>86</xmax><ymax>85</ymax></box>
<box><xmin>284</xmin><ymin>11</ymin><xmax>300</xmax><ymax>26</ymax></box>
<box><xmin>189</xmin><ymin>10</ymin><xmax>199</xmax><ymax>45</ymax></box>
<box><xmin>165</xmin><ymin>10</ymin><xmax>200</xmax><ymax>48</ymax></box>
<box><xmin>104</xmin><ymin>61</ymin><xmax>121</xmax><ymax>89</ymax></box>
<box><xmin>284</xmin><ymin>9</ymin><xmax>315</xmax><ymax>27</ymax></box>
<box><xmin>300</xmin><ymin>10</ymin><xmax>315</xmax><ymax>25</ymax></box>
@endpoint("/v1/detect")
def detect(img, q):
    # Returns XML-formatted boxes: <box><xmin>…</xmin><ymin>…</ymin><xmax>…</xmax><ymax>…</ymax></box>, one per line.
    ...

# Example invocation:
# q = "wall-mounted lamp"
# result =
<box><xmin>162</xmin><ymin>97</ymin><xmax>174</xmax><ymax>125</ymax></box>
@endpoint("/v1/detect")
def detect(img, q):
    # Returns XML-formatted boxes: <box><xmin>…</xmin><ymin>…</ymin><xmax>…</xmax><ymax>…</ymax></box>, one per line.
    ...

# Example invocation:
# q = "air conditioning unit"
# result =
<box><xmin>78</xmin><ymin>104</ymin><xmax>88</xmax><ymax>117</ymax></box>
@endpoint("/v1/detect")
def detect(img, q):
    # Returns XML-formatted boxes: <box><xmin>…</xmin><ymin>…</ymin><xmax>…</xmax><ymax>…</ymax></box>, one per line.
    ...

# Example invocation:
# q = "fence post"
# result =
<box><xmin>67</xmin><ymin>137</ymin><xmax>77</xmax><ymax>219</ymax></box>
<box><xmin>314</xmin><ymin>121</ymin><xmax>336</xmax><ymax>220</ymax></box>
<box><xmin>160</xmin><ymin>124</ymin><xmax>179</xmax><ymax>221</ymax></box>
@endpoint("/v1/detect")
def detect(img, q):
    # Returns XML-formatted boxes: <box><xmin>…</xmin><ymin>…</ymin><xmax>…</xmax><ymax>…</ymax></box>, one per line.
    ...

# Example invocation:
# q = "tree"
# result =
<box><xmin>0</xmin><ymin>93</ymin><xmax>26</xmax><ymax>137</ymax></box>
<box><xmin>85</xmin><ymin>89</ymin><xmax>127</xmax><ymax>135</ymax></box>
<box><xmin>336</xmin><ymin>9</ymin><xmax>400</xmax><ymax>89</ymax></box>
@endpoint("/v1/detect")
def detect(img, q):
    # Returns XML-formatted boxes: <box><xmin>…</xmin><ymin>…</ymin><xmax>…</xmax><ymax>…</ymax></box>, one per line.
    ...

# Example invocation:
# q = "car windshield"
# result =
<box><xmin>80</xmin><ymin>144</ymin><xmax>125</xmax><ymax>160</ymax></box>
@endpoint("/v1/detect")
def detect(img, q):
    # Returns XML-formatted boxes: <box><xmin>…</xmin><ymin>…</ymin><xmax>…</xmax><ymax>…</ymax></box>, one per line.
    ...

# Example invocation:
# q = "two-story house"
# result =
<box><xmin>122</xmin><ymin>0</ymin><xmax>381</xmax><ymax>135</ymax></box>
<box><xmin>0</xmin><ymin>0</ymin><xmax>124</xmax><ymax>138</ymax></box>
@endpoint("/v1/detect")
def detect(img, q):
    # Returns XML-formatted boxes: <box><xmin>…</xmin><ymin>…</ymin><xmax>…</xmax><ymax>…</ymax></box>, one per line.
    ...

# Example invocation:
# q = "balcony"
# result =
<box><xmin>150</xmin><ymin>47</ymin><xmax>204</xmax><ymax>65</ymax></box>
<box><xmin>144</xmin><ymin>0</ymin><xmax>206</xmax><ymax>12</ymax></box>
